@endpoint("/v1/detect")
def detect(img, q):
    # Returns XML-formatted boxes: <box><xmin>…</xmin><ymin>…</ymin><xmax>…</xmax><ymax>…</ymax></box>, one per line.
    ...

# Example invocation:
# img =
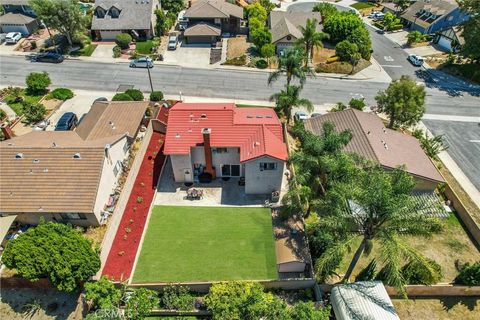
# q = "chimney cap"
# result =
<box><xmin>202</xmin><ymin>128</ymin><xmax>211</xmax><ymax>134</ymax></box>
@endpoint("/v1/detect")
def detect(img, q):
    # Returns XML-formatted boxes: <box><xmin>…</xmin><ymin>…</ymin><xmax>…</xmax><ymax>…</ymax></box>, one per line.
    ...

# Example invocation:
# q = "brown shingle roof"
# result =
<box><xmin>0</xmin><ymin>12</ymin><xmax>36</xmax><ymax>25</ymax></box>
<box><xmin>76</xmin><ymin>101</ymin><xmax>149</xmax><ymax>141</ymax></box>
<box><xmin>304</xmin><ymin>109</ymin><xmax>444</xmax><ymax>183</ymax></box>
<box><xmin>184</xmin><ymin>22</ymin><xmax>221</xmax><ymax>36</ymax></box>
<box><xmin>0</xmin><ymin>132</ymin><xmax>108</xmax><ymax>214</ymax></box>
<box><xmin>184</xmin><ymin>0</ymin><xmax>243</xmax><ymax>19</ymax></box>
<box><xmin>401</xmin><ymin>0</ymin><xmax>458</xmax><ymax>28</ymax></box>
<box><xmin>269</xmin><ymin>11</ymin><xmax>322</xmax><ymax>44</ymax></box>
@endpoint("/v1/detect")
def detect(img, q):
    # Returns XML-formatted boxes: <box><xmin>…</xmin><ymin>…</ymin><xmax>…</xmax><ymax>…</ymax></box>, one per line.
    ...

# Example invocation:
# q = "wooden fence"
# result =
<box><xmin>319</xmin><ymin>284</ymin><xmax>480</xmax><ymax>297</ymax></box>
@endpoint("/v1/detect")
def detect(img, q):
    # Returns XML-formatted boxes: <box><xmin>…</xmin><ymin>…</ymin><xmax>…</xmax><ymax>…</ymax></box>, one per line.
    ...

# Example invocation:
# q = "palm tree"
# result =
<box><xmin>267</xmin><ymin>48</ymin><xmax>313</xmax><ymax>87</ymax></box>
<box><xmin>314</xmin><ymin>166</ymin><xmax>443</xmax><ymax>292</ymax></box>
<box><xmin>269</xmin><ymin>85</ymin><xmax>313</xmax><ymax>124</ymax></box>
<box><xmin>296</xmin><ymin>18</ymin><xmax>329</xmax><ymax>66</ymax></box>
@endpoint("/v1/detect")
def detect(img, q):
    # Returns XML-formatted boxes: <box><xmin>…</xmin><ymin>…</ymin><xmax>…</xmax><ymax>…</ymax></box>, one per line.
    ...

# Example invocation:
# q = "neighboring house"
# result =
<box><xmin>331</xmin><ymin>282</ymin><xmax>400</xmax><ymax>320</ymax></box>
<box><xmin>401</xmin><ymin>0</ymin><xmax>469</xmax><ymax>34</ymax></box>
<box><xmin>91</xmin><ymin>0</ymin><xmax>160</xmax><ymax>41</ymax></box>
<box><xmin>0</xmin><ymin>101</ymin><xmax>150</xmax><ymax>227</ymax></box>
<box><xmin>304</xmin><ymin>109</ymin><xmax>445</xmax><ymax>192</ymax></box>
<box><xmin>183</xmin><ymin>0</ymin><xmax>243</xmax><ymax>44</ymax></box>
<box><xmin>0</xmin><ymin>12</ymin><xmax>39</xmax><ymax>36</ymax></box>
<box><xmin>434</xmin><ymin>26</ymin><xmax>464</xmax><ymax>52</ymax></box>
<box><xmin>164</xmin><ymin>103</ymin><xmax>288</xmax><ymax>195</ymax></box>
<box><xmin>1</xmin><ymin>0</ymin><xmax>36</xmax><ymax>17</ymax></box>
<box><xmin>268</xmin><ymin>10</ymin><xmax>322</xmax><ymax>55</ymax></box>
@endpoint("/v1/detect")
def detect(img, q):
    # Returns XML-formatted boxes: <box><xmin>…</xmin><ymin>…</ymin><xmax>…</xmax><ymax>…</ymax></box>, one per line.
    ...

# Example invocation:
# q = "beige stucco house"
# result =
<box><xmin>164</xmin><ymin>103</ymin><xmax>288</xmax><ymax>195</ymax></box>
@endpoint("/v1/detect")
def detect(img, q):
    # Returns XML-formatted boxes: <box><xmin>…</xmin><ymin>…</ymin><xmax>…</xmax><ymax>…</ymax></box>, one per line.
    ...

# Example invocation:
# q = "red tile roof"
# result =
<box><xmin>164</xmin><ymin>103</ymin><xmax>288</xmax><ymax>162</ymax></box>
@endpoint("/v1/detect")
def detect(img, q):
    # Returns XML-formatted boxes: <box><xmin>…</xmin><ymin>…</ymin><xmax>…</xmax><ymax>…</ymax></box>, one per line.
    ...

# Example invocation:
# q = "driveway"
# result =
<box><xmin>0</xmin><ymin>39</ymin><xmax>23</xmax><ymax>54</ymax></box>
<box><xmin>46</xmin><ymin>89</ymin><xmax>114</xmax><ymax>130</ymax></box>
<box><xmin>162</xmin><ymin>42</ymin><xmax>211</xmax><ymax>68</ymax></box>
<box><xmin>90</xmin><ymin>43</ymin><xmax>114</xmax><ymax>59</ymax></box>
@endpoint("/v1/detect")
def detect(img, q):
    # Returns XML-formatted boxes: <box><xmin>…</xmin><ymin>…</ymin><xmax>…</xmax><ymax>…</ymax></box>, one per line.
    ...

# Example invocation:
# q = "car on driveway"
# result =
<box><xmin>168</xmin><ymin>34</ymin><xmax>178</xmax><ymax>50</ymax></box>
<box><xmin>33</xmin><ymin>119</ymin><xmax>50</xmax><ymax>131</ymax></box>
<box><xmin>31</xmin><ymin>52</ymin><xmax>64</xmax><ymax>63</ymax></box>
<box><xmin>55</xmin><ymin>112</ymin><xmax>78</xmax><ymax>131</ymax></box>
<box><xmin>310</xmin><ymin>112</ymin><xmax>322</xmax><ymax>118</ymax></box>
<box><xmin>5</xmin><ymin>32</ymin><xmax>21</xmax><ymax>44</ymax></box>
<box><xmin>407</xmin><ymin>54</ymin><xmax>424</xmax><ymax>67</ymax></box>
<box><xmin>294</xmin><ymin>111</ymin><xmax>310</xmax><ymax>121</ymax></box>
<box><xmin>129</xmin><ymin>57</ymin><xmax>153</xmax><ymax>68</ymax></box>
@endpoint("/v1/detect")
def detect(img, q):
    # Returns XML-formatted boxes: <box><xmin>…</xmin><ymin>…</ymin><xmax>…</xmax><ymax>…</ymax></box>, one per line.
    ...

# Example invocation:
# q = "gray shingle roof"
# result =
<box><xmin>0</xmin><ymin>0</ymin><xmax>30</xmax><ymax>5</ymax></box>
<box><xmin>184</xmin><ymin>0</ymin><xmax>243</xmax><ymax>19</ymax></box>
<box><xmin>91</xmin><ymin>0</ymin><xmax>156</xmax><ymax>31</ymax></box>
<box><xmin>401</xmin><ymin>0</ymin><xmax>458</xmax><ymax>28</ymax></box>
<box><xmin>184</xmin><ymin>22</ymin><xmax>221</xmax><ymax>36</ymax></box>
<box><xmin>0</xmin><ymin>12</ymin><xmax>35</xmax><ymax>24</ymax></box>
<box><xmin>269</xmin><ymin>11</ymin><xmax>322</xmax><ymax>44</ymax></box>
<box><xmin>304</xmin><ymin>109</ymin><xmax>444</xmax><ymax>183</ymax></box>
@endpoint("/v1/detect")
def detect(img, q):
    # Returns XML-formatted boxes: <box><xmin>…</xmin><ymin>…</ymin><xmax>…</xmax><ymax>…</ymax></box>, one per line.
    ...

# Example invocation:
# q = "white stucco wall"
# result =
<box><xmin>191</xmin><ymin>146</ymin><xmax>241</xmax><ymax>177</ymax></box>
<box><xmin>275</xmin><ymin>35</ymin><xmax>298</xmax><ymax>54</ymax></box>
<box><xmin>244</xmin><ymin>156</ymin><xmax>285</xmax><ymax>194</ymax></box>
<box><xmin>278</xmin><ymin>261</ymin><xmax>306</xmax><ymax>273</ymax></box>
<box><xmin>170</xmin><ymin>154</ymin><xmax>192</xmax><ymax>182</ymax></box>
<box><xmin>93</xmin><ymin>137</ymin><xmax>129</xmax><ymax>224</ymax></box>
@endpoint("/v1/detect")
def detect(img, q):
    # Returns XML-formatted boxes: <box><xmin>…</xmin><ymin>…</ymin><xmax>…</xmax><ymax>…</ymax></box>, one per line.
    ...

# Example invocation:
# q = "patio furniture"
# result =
<box><xmin>186</xmin><ymin>188</ymin><xmax>204</xmax><ymax>200</ymax></box>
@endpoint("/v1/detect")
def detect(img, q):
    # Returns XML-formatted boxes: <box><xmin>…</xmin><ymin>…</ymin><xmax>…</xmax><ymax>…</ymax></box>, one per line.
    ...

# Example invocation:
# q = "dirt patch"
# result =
<box><xmin>84</xmin><ymin>225</ymin><xmax>107</xmax><ymax>248</ymax></box>
<box><xmin>41</xmin><ymin>98</ymin><xmax>63</xmax><ymax>112</ymax></box>
<box><xmin>312</xmin><ymin>47</ymin><xmax>336</xmax><ymax>65</ymax></box>
<box><xmin>227</xmin><ymin>36</ymin><xmax>249</xmax><ymax>60</ymax></box>
<box><xmin>315</xmin><ymin>59</ymin><xmax>371</xmax><ymax>75</ymax></box>
<box><xmin>393</xmin><ymin>297</ymin><xmax>480</xmax><ymax>320</ymax></box>
<box><xmin>0</xmin><ymin>288</ymin><xmax>80</xmax><ymax>320</ymax></box>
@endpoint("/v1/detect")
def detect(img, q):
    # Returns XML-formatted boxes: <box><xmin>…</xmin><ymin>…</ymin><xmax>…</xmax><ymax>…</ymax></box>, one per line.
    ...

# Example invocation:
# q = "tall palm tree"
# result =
<box><xmin>267</xmin><ymin>48</ymin><xmax>313</xmax><ymax>87</ymax></box>
<box><xmin>269</xmin><ymin>85</ymin><xmax>313</xmax><ymax>124</ymax></box>
<box><xmin>296</xmin><ymin>18</ymin><xmax>329</xmax><ymax>66</ymax></box>
<box><xmin>314</xmin><ymin>166</ymin><xmax>443</xmax><ymax>293</ymax></box>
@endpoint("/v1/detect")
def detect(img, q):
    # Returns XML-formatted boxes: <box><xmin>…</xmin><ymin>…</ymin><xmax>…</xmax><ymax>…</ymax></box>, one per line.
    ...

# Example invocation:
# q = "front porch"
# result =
<box><xmin>155</xmin><ymin>157</ymin><xmax>287</xmax><ymax>207</ymax></box>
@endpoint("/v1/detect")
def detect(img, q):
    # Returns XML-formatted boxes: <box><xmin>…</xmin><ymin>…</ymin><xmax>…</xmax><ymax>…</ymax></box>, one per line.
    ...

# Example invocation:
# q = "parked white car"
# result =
<box><xmin>294</xmin><ymin>111</ymin><xmax>310</xmax><ymax>121</ymax></box>
<box><xmin>168</xmin><ymin>34</ymin><xmax>178</xmax><ymax>50</ymax></box>
<box><xmin>5</xmin><ymin>32</ymin><xmax>22</xmax><ymax>44</ymax></box>
<box><xmin>407</xmin><ymin>54</ymin><xmax>424</xmax><ymax>67</ymax></box>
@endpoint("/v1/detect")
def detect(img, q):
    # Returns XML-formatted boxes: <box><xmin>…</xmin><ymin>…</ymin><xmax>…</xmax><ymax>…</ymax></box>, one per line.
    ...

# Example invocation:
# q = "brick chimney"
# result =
<box><xmin>202</xmin><ymin>128</ymin><xmax>216</xmax><ymax>179</ymax></box>
<box><xmin>1</xmin><ymin>124</ymin><xmax>15</xmax><ymax>140</ymax></box>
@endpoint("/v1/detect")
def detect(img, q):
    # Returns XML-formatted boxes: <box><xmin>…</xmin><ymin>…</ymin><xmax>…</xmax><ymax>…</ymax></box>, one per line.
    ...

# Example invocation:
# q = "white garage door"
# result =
<box><xmin>1</xmin><ymin>24</ymin><xmax>29</xmax><ymax>36</ymax></box>
<box><xmin>437</xmin><ymin>36</ymin><xmax>452</xmax><ymax>52</ymax></box>
<box><xmin>100</xmin><ymin>30</ymin><xmax>122</xmax><ymax>41</ymax></box>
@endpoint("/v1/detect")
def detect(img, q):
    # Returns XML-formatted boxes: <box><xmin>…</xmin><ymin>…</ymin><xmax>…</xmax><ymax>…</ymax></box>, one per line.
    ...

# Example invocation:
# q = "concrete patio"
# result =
<box><xmin>154</xmin><ymin>157</ymin><xmax>288</xmax><ymax>207</ymax></box>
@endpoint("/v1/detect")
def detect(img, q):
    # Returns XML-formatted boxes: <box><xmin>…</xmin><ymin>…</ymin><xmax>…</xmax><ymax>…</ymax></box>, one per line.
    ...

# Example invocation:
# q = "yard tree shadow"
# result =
<box><xmin>415</xmin><ymin>69</ymin><xmax>480</xmax><ymax>97</ymax></box>
<box><xmin>439</xmin><ymin>296</ymin><xmax>479</xmax><ymax>311</ymax></box>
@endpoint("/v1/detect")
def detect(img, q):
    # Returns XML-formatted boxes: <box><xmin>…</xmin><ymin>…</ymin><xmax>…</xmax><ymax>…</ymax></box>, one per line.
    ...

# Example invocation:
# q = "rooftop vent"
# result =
<box><xmin>52</xmin><ymin>142</ymin><xmax>57</xmax><ymax>148</ymax></box>
<box><xmin>254</xmin><ymin>141</ymin><xmax>260</xmax><ymax>147</ymax></box>
<box><xmin>15</xmin><ymin>153</ymin><xmax>23</xmax><ymax>159</ymax></box>
<box><xmin>266</xmin><ymin>115</ymin><xmax>272</xmax><ymax>118</ymax></box>
<box><xmin>256</xmin><ymin>115</ymin><xmax>263</xmax><ymax>118</ymax></box>
<box><xmin>247</xmin><ymin>115</ymin><xmax>253</xmax><ymax>118</ymax></box>
<box><xmin>73</xmin><ymin>153</ymin><xmax>81</xmax><ymax>159</ymax></box>
<box><xmin>200</xmin><ymin>114</ymin><xmax>207</xmax><ymax>119</ymax></box>
<box><xmin>175</xmin><ymin>133</ymin><xmax>181</xmax><ymax>138</ymax></box>
<box><xmin>33</xmin><ymin>159</ymin><xmax>40</xmax><ymax>164</ymax></box>
<box><xmin>201</xmin><ymin>128</ymin><xmax>211</xmax><ymax>135</ymax></box>
<box><xmin>43</xmin><ymin>168</ymin><xmax>49</xmax><ymax>173</ymax></box>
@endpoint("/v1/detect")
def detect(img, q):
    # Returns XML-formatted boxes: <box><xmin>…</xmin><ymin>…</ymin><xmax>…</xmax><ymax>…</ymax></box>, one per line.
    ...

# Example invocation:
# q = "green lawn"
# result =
<box><xmin>136</xmin><ymin>40</ymin><xmax>154</xmax><ymax>54</ymax></box>
<box><xmin>78</xmin><ymin>44</ymin><xmax>98</xmax><ymax>56</ymax></box>
<box><xmin>132</xmin><ymin>206</ymin><xmax>277</xmax><ymax>283</ymax></box>
<box><xmin>4</xmin><ymin>89</ymin><xmax>44</xmax><ymax>115</ymax></box>
<box><xmin>350</xmin><ymin>2</ymin><xmax>376</xmax><ymax>10</ymax></box>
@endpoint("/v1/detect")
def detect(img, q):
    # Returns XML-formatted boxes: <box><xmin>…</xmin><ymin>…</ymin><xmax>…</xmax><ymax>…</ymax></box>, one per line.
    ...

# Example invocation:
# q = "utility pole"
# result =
<box><xmin>146</xmin><ymin>58</ymin><xmax>154</xmax><ymax>93</ymax></box>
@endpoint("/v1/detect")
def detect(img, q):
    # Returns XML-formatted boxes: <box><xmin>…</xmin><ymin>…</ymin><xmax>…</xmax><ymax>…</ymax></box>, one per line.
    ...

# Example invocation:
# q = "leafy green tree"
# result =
<box><xmin>205</xmin><ymin>281</ymin><xmax>287</xmax><ymax>320</ymax></box>
<box><xmin>383</xmin><ymin>12</ymin><xmax>401</xmax><ymax>31</ymax></box>
<box><xmin>161</xmin><ymin>285</ymin><xmax>195</xmax><ymax>311</ymax></box>
<box><xmin>346</xmin><ymin>27</ymin><xmax>372</xmax><ymax>60</ymax></box>
<box><xmin>458</xmin><ymin>0</ymin><xmax>480</xmax><ymax>60</ymax></box>
<box><xmin>2</xmin><ymin>221</ymin><xmax>100</xmax><ymax>292</ymax></box>
<box><xmin>394</xmin><ymin>0</ymin><xmax>411</xmax><ymax>13</ymax></box>
<box><xmin>124</xmin><ymin>89</ymin><xmax>144</xmax><ymax>101</ymax></box>
<box><xmin>407</xmin><ymin>30</ymin><xmax>427</xmax><ymax>45</ymax></box>
<box><xmin>260</xmin><ymin>43</ymin><xmax>276</xmax><ymax>61</ymax></box>
<box><xmin>155</xmin><ymin>9</ymin><xmax>173</xmax><ymax>36</ymax></box>
<box><xmin>26</xmin><ymin>72</ymin><xmax>51</xmax><ymax>94</ymax></box>
<box><xmin>356</xmin><ymin>259</ymin><xmax>377</xmax><ymax>281</ymax></box>
<box><xmin>125</xmin><ymin>288</ymin><xmax>159</xmax><ymax>320</ymax></box>
<box><xmin>250</xmin><ymin>26</ymin><xmax>272</xmax><ymax>51</ymax></box>
<box><xmin>84</xmin><ymin>277</ymin><xmax>122</xmax><ymax>310</ymax></box>
<box><xmin>161</xmin><ymin>0</ymin><xmax>185</xmax><ymax>15</ymax></box>
<box><xmin>29</xmin><ymin>0</ymin><xmax>86</xmax><ymax>46</ymax></box>
<box><xmin>314</xmin><ymin>166</ymin><xmax>443</xmax><ymax>292</ymax></box>
<box><xmin>149</xmin><ymin>91</ymin><xmax>164</xmax><ymax>101</ymax></box>
<box><xmin>290</xmin><ymin>301</ymin><xmax>330</xmax><ymax>320</ymax></box>
<box><xmin>335</xmin><ymin>40</ymin><xmax>359</xmax><ymax>62</ymax></box>
<box><xmin>330</xmin><ymin>102</ymin><xmax>348</xmax><ymax>112</ymax></box>
<box><xmin>455</xmin><ymin>261</ymin><xmax>480</xmax><ymax>285</ymax></box>
<box><xmin>268</xmin><ymin>47</ymin><xmax>313</xmax><ymax>87</ymax></box>
<box><xmin>375</xmin><ymin>76</ymin><xmax>426</xmax><ymax>129</ymax></box>
<box><xmin>270</xmin><ymin>85</ymin><xmax>313</xmax><ymax>124</ymax></box>
<box><xmin>246</xmin><ymin>1</ymin><xmax>268</xmax><ymax>21</ymax></box>
<box><xmin>115</xmin><ymin>33</ymin><xmax>132</xmax><ymax>49</ymax></box>
<box><xmin>259</xmin><ymin>0</ymin><xmax>275</xmax><ymax>13</ymax></box>
<box><xmin>348</xmin><ymin>97</ymin><xmax>365</xmax><ymax>111</ymax></box>
<box><xmin>112</xmin><ymin>93</ymin><xmax>134</xmax><ymax>101</ymax></box>
<box><xmin>412</xmin><ymin>129</ymin><xmax>448</xmax><ymax>161</ymax></box>
<box><xmin>296</xmin><ymin>18</ymin><xmax>329</xmax><ymax>66</ymax></box>
<box><xmin>313</xmin><ymin>2</ymin><xmax>338</xmax><ymax>22</ymax></box>
<box><xmin>22</xmin><ymin>101</ymin><xmax>47</xmax><ymax>123</ymax></box>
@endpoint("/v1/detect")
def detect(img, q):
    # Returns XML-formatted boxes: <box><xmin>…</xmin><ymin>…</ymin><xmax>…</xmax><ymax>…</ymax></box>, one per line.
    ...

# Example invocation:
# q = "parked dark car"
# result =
<box><xmin>55</xmin><ymin>112</ymin><xmax>78</xmax><ymax>131</ymax></box>
<box><xmin>32</xmin><ymin>52</ymin><xmax>64</xmax><ymax>63</ymax></box>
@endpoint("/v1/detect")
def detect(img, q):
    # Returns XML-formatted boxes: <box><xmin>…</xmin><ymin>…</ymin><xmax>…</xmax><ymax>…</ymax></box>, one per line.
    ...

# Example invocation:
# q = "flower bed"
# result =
<box><xmin>102</xmin><ymin>131</ymin><xmax>166</xmax><ymax>281</ymax></box>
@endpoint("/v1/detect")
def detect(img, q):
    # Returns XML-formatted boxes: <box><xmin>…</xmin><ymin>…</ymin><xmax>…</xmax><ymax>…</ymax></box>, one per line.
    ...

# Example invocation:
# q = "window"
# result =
<box><xmin>96</xmin><ymin>7</ymin><xmax>106</xmax><ymax>18</ymax></box>
<box><xmin>123</xmin><ymin>141</ymin><xmax>129</xmax><ymax>153</ymax></box>
<box><xmin>214</xmin><ymin>148</ymin><xmax>228</xmax><ymax>154</ymax></box>
<box><xmin>61</xmin><ymin>213</ymin><xmax>87</xmax><ymax>220</ymax></box>
<box><xmin>221</xmin><ymin>164</ymin><xmax>241</xmax><ymax>177</ymax></box>
<box><xmin>113</xmin><ymin>160</ymin><xmax>122</xmax><ymax>176</ymax></box>
<box><xmin>214</xmin><ymin>18</ymin><xmax>221</xmax><ymax>24</ymax></box>
<box><xmin>259</xmin><ymin>162</ymin><xmax>277</xmax><ymax>171</ymax></box>
<box><xmin>109</xmin><ymin>7</ymin><xmax>120</xmax><ymax>18</ymax></box>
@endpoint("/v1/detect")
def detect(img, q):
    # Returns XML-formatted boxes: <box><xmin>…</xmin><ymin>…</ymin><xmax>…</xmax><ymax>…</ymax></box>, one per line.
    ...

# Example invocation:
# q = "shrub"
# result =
<box><xmin>113</xmin><ymin>46</ymin><xmax>121</xmax><ymax>58</ymax></box>
<box><xmin>348</xmin><ymin>97</ymin><xmax>366</xmax><ymax>111</ymax></box>
<box><xmin>401</xmin><ymin>259</ymin><xmax>443</xmax><ymax>285</ymax></box>
<box><xmin>115</xmin><ymin>33</ymin><xmax>132</xmax><ymax>49</ymax></box>
<box><xmin>149</xmin><ymin>91</ymin><xmax>164</xmax><ymax>101</ymax></box>
<box><xmin>112</xmin><ymin>93</ymin><xmax>134</xmax><ymax>101</ymax></box>
<box><xmin>125</xmin><ymin>288</ymin><xmax>159</xmax><ymax>320</ymax></box>
<box><xmin>26</xmin><ymin>72</ymin><xmax>51</xmax><ymax>94</ymax></box>
<box><xmin>124</xmin><ymin>89</ymin><xmax>144</xmax><ymax>101</ymax></box>
<box><xmin>455</xmin><ymin>262</ymin><xmax>480</xmax><ymax>286</ymax></box>
<box><xmin>50</xmin><ymin>88</ymin><xmax>74</xmax><ymax>101</ymax></box>
<box><xmin>356</xmin><ymin>259</ymin><xmax>377</xmax><ymax>281</ymax></box>
<box><xmin>256</xmin><ymin>59</ymin><xmax>268</xmax><ymax>69</ymax></box>
<box><xmin>0</xmin><ymin>109</ymin><xmax>6</xmax><ymax>121</ymax></box>
<box><xmin>335</xmin><ymin>40</ymin><xmax>359</xmax><ymax>62</ymax></box>
<box><xmin>407</xmin><ymin>31</ymin><xmax>427</xmax><ymax>45</ymax></box>
<box><xmin>161</xmin><ymin>285</ymin><xmax>195</xmax><ymax>311</ymax></box>
<box><xmin>260</xmin><ymin>43</ymin><xmax>275</xmax><ymax>59</ymax></box>
<box><xmin>22</xmin><ymin>101</ymin><xmax>46</xmax><ymax>124</ymax></box>
<box><xmin>85</xmin><ymin>277</ymin><xmax>122</xmax><ymax>310</ymax></box>
<box><xmin>290</xmin><ymin>301</ymin><xmax>330</xmax><ymax>320</ymax></box>
<box><xmin>223</xmin><ymin>55</ymin><xmax>247</xmax><ymax>66</ymax></box>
